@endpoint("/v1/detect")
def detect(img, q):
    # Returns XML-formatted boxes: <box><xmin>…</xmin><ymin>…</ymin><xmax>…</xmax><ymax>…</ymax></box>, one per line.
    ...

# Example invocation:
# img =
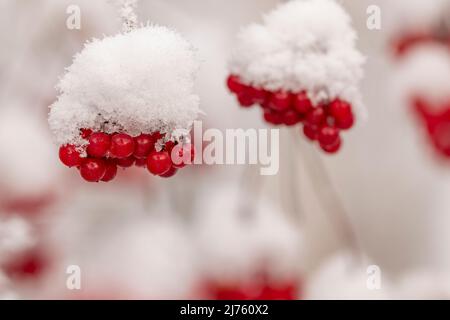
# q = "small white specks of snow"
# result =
<box><xmin>49</xmin><ymin>25</ymin><xmax>200</xmax><ymax>147</ymax></box>
<box><xmin>229</xmin><ymin>0</ymin><xmax>365</xmax><ymax>115</ymax></box>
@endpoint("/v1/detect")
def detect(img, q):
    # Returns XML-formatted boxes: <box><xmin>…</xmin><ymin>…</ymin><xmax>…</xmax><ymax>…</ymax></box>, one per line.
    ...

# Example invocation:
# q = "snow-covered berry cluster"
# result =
<box><xmin>227</xmin><ymin>0</ymin><xmax>364</xmax><ymax>154</ymax></box>
<box><xmin>413</xmin><ymin>97</ymin><xmax>450</xmax><ymax>158</ymax></box>
<box><xmin>394</xmin><ymin>45</ymin><xmax>450</xmax><ymax>160</ymax></box>
<box><xmin>227</xmin><ymin>75</ymin><xmax>353</xmax><ymax>153</ymax></box>
<box><xmin>49</xmin><ymin>26</ymin><xmax>200</xmax><ymax>181</ymax></box>
<box><xmin>59</xmin><ymin>130</ymin><xmax>195</xmax><ymax>182</ymax></box>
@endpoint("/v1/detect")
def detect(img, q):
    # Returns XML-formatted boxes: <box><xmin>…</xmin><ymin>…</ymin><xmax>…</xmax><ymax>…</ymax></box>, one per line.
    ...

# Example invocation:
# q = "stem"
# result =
<box><xmin>291</xmin><ymin>129</ymin><xmax>362</xmax><ymax>257</ymax></box>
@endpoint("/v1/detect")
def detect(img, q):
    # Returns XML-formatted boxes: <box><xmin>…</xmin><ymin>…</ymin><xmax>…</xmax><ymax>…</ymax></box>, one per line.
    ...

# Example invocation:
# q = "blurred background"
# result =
<box><xmin>1</xmin><ymin>0</ymin><xmax>450</xmax><ymax>299</ymax></box>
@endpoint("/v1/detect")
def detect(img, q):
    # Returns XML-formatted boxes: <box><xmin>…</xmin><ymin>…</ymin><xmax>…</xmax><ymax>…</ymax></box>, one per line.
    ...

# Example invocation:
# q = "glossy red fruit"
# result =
<box><xmin>320</xmin><ymin>137</ymin><xmax>342</xmax><ymax>154</ymax></box>
<box><xmin>133</xmin><ymin>134</ymin><xmax>154</xmax><ymax>159</ymax></box>
<box><xmin>59</xmin><ymin>145</ymin><xmax>82</xmax><ymax>167</ymax></box>
<box><xmin>268</xmin><ymin>91</ymin><xmax>292</xmax><ymax>112</ymax></box>
<box><xmin>282</xmin><ymin>110</ymin><xmax>302</xmax><ymax>126</ymax></box>
<box><xmin>318</xmin><ymin>125</ymin><xmax>340</xmax><ymax>146</ymax></box>
<box><xmin>329</xmin><ymin>99</ymin><xmax>354</xmax><ymax>130</ymax></box>
<box><xmin>237</xmin><ymin>91</ymin><xmax>254</xmax><ymax>107</ymax></box>
<box><xmin>164</xmin><ymin>141</ymin><xmax>176</xmax><ymax>154</ymax></box>
<box><xmin>80</xmin><ymin>158</ymin><xmax>106</xmax><ymax>182</ymax></box>
<box><xmin>171</xmin><ymin>144</ymin><xmax>195</xmax><ymax>168</ymax></box>
<box><xmin>116</xmin><ymin>156</ymin><xmax>135</xmax><ymax>168</ymax></box>
<box><xmin>101</xmin><ymin>161</ymin><xmax>118</xmax><ymax>182</ymax></box>
<box><xmin>247</xmin><ymin>86</ymin><xmax>268</xmax><ymax>104</ymax></box>
<box><xmin>147</xmin><ymin>151</ymin><xmax>172</xmax><ymax>176</ymax></box>
<box><xmin>227</xmin><ymin>75</ymin><xmax>245</xmax><ymax>94</ymax></box>
<box><xmin>160</xmin><ymin>166</ymin><xmax>178</xmax><ymax>178</ymax></box>
<box><xmin>134</xmin><ymin>157</ymin><xmax>147</xmax><ymax>168</ymax></box>
<box><xmin>294</xmin><ymin>92</ymin><xmax>313</xmax><ymax>114</ymax></box>
<box><xmin>305</xmin><ymin>106</ymin><xmax>326</xmax><ymax>126</ymax></box>
<box><xmin>110</xmin><ymin>133</ymin><xmax>135</xmax><ymax>159</ymax></box>
<box><xmin>303</xmin><ymin>124</ymin><xmax>318</xmax><ymax>141</ymax></box>
<box><xmin>87</xmin><ymin>132</ymin><xmax>111</xmax><ymax>158</ymax></box>
<box><xmin>80</xmin><ymin>128</ymin><xmax>93</xmax><ymax>139</ymax></box>
<box><xmin>263</xmin><ymin>109</ymin><xmax>283</xmax><ymax>125</ymax></box>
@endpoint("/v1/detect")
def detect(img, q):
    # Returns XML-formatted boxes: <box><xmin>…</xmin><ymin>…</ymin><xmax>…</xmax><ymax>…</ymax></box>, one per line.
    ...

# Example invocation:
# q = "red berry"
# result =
<box><xmin>147</xmin><ymin>151</ymin><xmax>172</xmax><ymax>176</ymax></box>
<box><xmin>160</xmin><ymin>166</ymin><xmax>178</xmax><ymax>178</ymax></box>
<box><xmin>318</xmin><ymin>125</ymin><xmax>340</xmax><ymax>146</ymax></box>
<box><xmin>320</xmin><ymin>137</ymin><xmax>342</xmax><ymax>154</ymax></box>
<box><xmin>101</xmin><ymin>161</ymin><xmax>117</xmax><ymax>182</ymax></box>
<box><xmin>110</xmin><ymin>133</ymin><xmax>135</xmax><ymax>159</ymax></box>
<box><xmin>305</xmin><ymin>106</ymin><xmax>326</xmax><ymax>126</ymax></box>
<box><xmin>59</xmin><ymin>145</ymin><xmax>82</xmax><ymax>167</ymax></box>
<box><xmin>80</xmin><ymin>128</ymin><xmax>93</xmax><ymax>139</ymax></box>
<box><xmin>133</xmin><ymin>134</ymin><xmax>155</xmax><ymax>159</ymax></box>
<box><xmin>164</xmin><ymin>141</ymin><xmax>176</xmax><ymax>154</ymax></box>
<box><xmin>134</xmin><ymin>157</ymin><xmax>147</xmax><ymax>168</ymax></box>
<box><xmin>329</xmin><ymin>99</ymin><xmax>354</xmax><ymax>130</ymax></box>
<box><xmin>171</xmin><ymin>144</ymin><xmax>195</xmax><ymax>168</ymax></box>
<box><xmin>151</xmin><ymin>131</ymin><xmax>163</xmax><ymax>142</ymax></box>
<box><xmin>263</xmin><ymin>109</ymin><xmax>283</xmax><ymax>125</ymax></box>
<box><xmin>87</xmin><ymin>132</ymin><xmax>111</xmax><ymax>158</ymax></box>
<box><xmin>294</xmin><ymin>92</ymin><xmax>313</xmax><ymax>114</ymax></box>
<box><xmin>303</xmin><ymin>124</ymin><xmax>318</xmax><ymax>141</ymax></box>
<box><xmin>226</xmin><ymin>75</ymin><xmax>245</xmax><ymax>94</ymax></box>
<box><xmin>247</xmin><ymin>86</ymin><xmax>268</xmax><ymax>104</ymax></box>
<box><xmin>282</xmin><ymin>110</ymin><xmax>302</xmax><ymax>126</ymax></box>
<box><xmin>268</xmin><ymin>91</ymin><xmax>292</xmax><ymax>112</ymax></box>
<box><xmin>116</xmin><ymin>156</ymin><xmax>135</xmax><ymax>168</ymax></box>
<box><xmin>237</xmin><ymin>91</ymin><xmax>254</xmax><ymax>108</ymax></box>
<box><xmin>80</xmin><ymin>158</ymin><xmax>106</xmax><ymax>182</ymax></box>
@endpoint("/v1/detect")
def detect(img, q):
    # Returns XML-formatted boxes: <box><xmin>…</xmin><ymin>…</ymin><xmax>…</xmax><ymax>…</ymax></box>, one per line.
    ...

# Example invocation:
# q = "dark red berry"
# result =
<box><xmin>263</xmin><ymin>109</ymin><xmax>283</xmax><ymax>125</ymax></box>
<box><xmin>247</xmin><ymin>86</ymin><xmax>268</xmax><ymax>104</ymax></box>
<box><xmin>80</xmin><ymin>158</ymin><xmax>106</xmax><ymax>182</ymax></box>
<box><xmin>305</xmin><ymin>106</ymin><xmax>326</xmax><ymax>126</ymax></box>
<box><xmin>87</xmin><ymin>132</ymin><xmax>111</xmax><ymax>158</ymax></box>
<box><xmin>318</xmin><ymin>126</ymin><xmax>340</xmax><ymax>146</ymax></box>
<box><xmin>134</xmin><ymin>157</ymin><xmax>147</xmax><ymax>168</ymax></box>
<box><xmin>147</xmin><ymin>151</ymin><xmax>172</xmax><ymax>176</ymax></box>
<box><xmin>268</xmin><ymin>91</ymin><xmax>292</xmax><ymax>112</ymax></box>
<box><xmin>116</xmin><ymin>156</ymin><xmax>135</xmax><ymax>168</ymax></box>
<box><xmin>160</xmin><ymin>166</ymin><xmax>178</xmax><ymax>178</ymax></box>
<box><xmin>59</xmin><ymin>145</ymin><xmax>82</xmax><ymax>167</ymax></box>
<box><xmin>329</xmin><ymin>99</ymin><xmax>354</xmax><ymax>130</ymax></box>
<box><xmin>320</xmin><ymin>138</ymin><xmax>342</xmax><ymax>154</ymax></box>
<box><xmin>133</xmin><ymin>134</ymin><xmax>155</xmax><ymax>159</ymax></box>
<box><xmin>101</xmin><ymin>161</ymin><xmax>117</xmax><ymax>182</ymax></box>
<box><xmin>164</xmin><ymin>141</ymin><xmax>176</xmax><ymax>154</ymax></box>
<box><xmin>237</xmin><ymin>91</ymin><xmax>254</xmax><ymax>107</ymax></box>
<box><xmin>282</xmin><ymin>110</ymin><xmax>302</xmax><ymax>126</ymax></box>
<box><xmin>227</xmin><ymin>75</ymin><xmax>245</xmax><ymax>94</ymax></box>
<box><xmin>294</xmin><ymin>92</ymin><xmax>313</xmax><ymax>114</ymax></box>
<box><xmin>80</xmin><ymin>128</ymin><xmax>93</xmax><ymax>139</ymax></box>
<box><xmin>110</xmin><ymin>133</ymin><xmax>135</xmax><ymax>159</ymax></box>
<box><xmin>171</xmin><ymin>144</ymin><xmax>195</xmax><ymax>168</ymax></box>
<box><xmin>303</xmin><ymin>124</ymin><xmax>318</xmax><ymax>141</ymax></box>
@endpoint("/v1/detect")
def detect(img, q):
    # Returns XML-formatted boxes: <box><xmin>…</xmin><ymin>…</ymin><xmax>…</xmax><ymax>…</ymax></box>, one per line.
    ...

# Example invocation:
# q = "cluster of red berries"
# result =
<box><xmin>59</xmin><ymin>129</ymin><xmax>194</xmax><ymax>182</ymax></box>
<box><xmin>227</xmin><ymin>75</ymin><xmax>354</xmax><ymax>154</ymax></box>
<box><xmin>205</xmin><ymin>279</ymin><xmax>298</xmax><ymax>300</ymax></box>
<box><xmin>393</xmin><ymin>31</ymin><xmax>450</xmax><ymax>57</ymax></box>
<box><xmin>413</xmin><ymin>97</ymin><xmax>450</xmax><ymax>158</ymax></box>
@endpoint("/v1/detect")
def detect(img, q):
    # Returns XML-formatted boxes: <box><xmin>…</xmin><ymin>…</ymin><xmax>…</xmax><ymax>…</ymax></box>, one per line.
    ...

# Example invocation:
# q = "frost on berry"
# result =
<box><xmin>48</xmin><ymin>26</ymin><xmax>200</xmax><ymax>148</ymax></box>
<box><xmin>228</xmin><ymin>0</ymin><xmax>365</xmax><ymax>117</ymax></box>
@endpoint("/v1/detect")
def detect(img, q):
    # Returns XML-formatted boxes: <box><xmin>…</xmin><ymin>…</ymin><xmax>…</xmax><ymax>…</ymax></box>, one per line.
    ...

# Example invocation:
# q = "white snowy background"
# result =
<box><xmin>1</xmin><ymin>0</ymin><xmax>450</xmax><ymax>299</ymax></box>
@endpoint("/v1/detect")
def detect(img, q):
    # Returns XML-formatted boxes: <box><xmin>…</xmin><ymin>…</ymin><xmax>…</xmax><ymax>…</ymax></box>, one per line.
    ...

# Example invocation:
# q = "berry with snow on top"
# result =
<box><xmin>226</xmin><ymin>0</ymin><xmax>365</xmax><ymax>154</ymax></box>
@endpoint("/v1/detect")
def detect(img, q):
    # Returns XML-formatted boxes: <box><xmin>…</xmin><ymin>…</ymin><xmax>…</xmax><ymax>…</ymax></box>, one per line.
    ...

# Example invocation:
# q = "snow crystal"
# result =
<box><xmin>49</xmin><ymin>25</ymin><xmax>200</xmax><ymax>147</ymax></box>
<box><xmin>228</xmin><ymin>0</ymin><xmax>365</xmax><ymax>114</ymax></box>
<box><xmin>393</xmin><ymin>44</ymin><xmax>450</xmax><ymax>111</ymax></box>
